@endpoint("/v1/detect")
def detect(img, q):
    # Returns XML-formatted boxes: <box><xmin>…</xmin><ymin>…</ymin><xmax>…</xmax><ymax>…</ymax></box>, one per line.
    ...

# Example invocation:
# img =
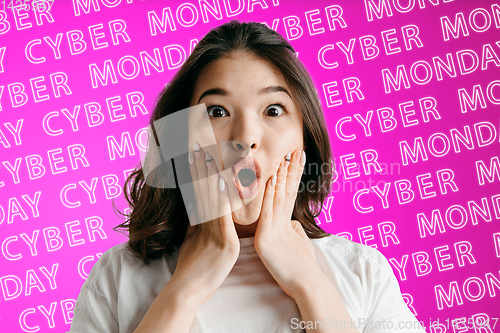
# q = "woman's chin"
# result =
<box><xmin>232</xmin><ymin>210</ymin><xmax>258</xmax><ymax>225</ymax></box>
<box><xmin>230</xmin><ymin>180</ymin><xmax>267</xmax><ymax>225</ymax></box>
<box><xmin>231</xmin><ymin>199</ymin><xmax>262</xmax><ymax>225</ymax></box>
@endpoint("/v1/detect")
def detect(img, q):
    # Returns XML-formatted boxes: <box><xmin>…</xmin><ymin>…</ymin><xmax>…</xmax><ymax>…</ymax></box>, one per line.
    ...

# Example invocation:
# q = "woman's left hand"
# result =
<box><xmin>254</xmin><ymin>149</ymin><xmax>325</xmax><ymax>299</ymax></box>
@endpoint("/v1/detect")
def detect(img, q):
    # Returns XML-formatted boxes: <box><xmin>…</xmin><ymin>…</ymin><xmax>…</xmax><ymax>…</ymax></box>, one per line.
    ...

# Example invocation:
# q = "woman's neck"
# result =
<box><xmin>234</xmin><ymin>222</ymin><xmax>258</xmax><ymax>238</ymax></box>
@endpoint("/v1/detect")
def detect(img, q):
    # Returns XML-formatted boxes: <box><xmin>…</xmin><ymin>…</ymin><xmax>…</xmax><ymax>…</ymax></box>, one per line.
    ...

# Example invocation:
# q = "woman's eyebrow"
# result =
<box><xmin>258</xmin><ymin>85</ymin><xmax>292</xmax><ymax>99</ymax></box>
<box><xmin>198</xmin><ymin>88</ymin><xmax>227</xmax><ymax>104</ymax></box>
<box><xmin>197</xmin><ymin>85</ymin><xmax>291</xmax><ymax>104</ymax></box>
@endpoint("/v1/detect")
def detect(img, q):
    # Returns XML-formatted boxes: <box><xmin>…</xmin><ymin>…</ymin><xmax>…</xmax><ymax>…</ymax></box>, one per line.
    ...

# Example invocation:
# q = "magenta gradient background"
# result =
<box><xmin>1</xmin><ymin>0</ymin><xmax>499</xmax><ymax>331</ymax></box>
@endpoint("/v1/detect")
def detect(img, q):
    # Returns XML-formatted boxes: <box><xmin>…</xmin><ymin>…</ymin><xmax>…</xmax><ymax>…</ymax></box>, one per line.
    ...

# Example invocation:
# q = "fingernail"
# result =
<box><xmin>284</xmin><ymin>152</ymin><xmax>291</xmax><ymax>167</ymax></box>
<box><xmin>219</xmin><ymin>177</ymin><xmax>225</xmax><ymax>191</ymax></box>
<box><xmin>193</xmin><ymin>143</ymin><xmax>200</xmax><ymax>152</ymax></box>
<box><xmin>205</xmin><ymin>152</ymin><xmax>212</xmax><ymax>167</ymax></box>
<box><xmin>272</xmin><ymin>173</ymin><xmax>277</xmax><ymax>187</ymax></box>
<box><xmin>301</xmin><ymin>151</ymin><xmax>306</xmax><ymax>165</ymax></box>
<box><xmin>188</xmin><ymin>150</ymin><xmax>194</xmax><ymax>164</ymax></box>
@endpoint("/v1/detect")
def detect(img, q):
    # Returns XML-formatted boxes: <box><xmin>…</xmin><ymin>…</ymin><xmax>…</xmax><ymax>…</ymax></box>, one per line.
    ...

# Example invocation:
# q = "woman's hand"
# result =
<box><xmin>254</xmin><ymin>150</ymin><xmax>361</xmax><ymax>332</ymax></box>
<box><xmin>169</xmin><ymin>144</ymin><xmax>240</xmax><ymax>307</ymax></box>
<box><xmin>254</xmin><ymin>149</ymin><xmax>326</xmax><ymax>299</ymax></box>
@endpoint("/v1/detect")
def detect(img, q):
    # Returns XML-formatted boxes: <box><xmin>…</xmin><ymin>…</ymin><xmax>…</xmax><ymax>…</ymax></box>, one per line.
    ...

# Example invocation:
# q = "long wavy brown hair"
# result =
<box><xmin>114</xmin><ymin>20</ymin><xmax>334</xmax><ymax>264</ymax></box>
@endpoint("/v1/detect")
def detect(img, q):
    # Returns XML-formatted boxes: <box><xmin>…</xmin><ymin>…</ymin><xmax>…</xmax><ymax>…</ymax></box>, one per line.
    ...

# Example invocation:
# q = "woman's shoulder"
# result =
<box><xmin>91</xmin><ymin>241</ymin><xmax>143</xmax><ymax>273</ymax></box>
<box><xmin>311</xmin><ymin>238</ymin><xmax>424</xmax><ymax>330</ymax></box>
<box><xmin>80</xmin><ymin>241</ymin><xmax>167</xmax><ymax>295</ymax></box>
<box><xmin>310</xmin><ymin>234</ymin><xmax>391</xmax><ymax>277</ymax></box>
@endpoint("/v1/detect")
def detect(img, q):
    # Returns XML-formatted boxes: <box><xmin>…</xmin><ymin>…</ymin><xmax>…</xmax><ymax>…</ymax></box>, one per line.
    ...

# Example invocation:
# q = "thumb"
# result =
<box><xmin>291</xmin><ymin>220</ymin><xmax>308</xmax><ymax>239</ymax></box>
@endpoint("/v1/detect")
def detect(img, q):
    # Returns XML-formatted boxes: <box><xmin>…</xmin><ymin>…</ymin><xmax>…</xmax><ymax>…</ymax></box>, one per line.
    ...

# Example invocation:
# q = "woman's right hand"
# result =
<box><xmin>168</xmin><ymin>144</ymin><xmax>240</xmax><ymax>307</ymax></box>
<box><xmin>134</xmin><ymin>145</ymin><xmax>239</xmax><ymax>333</ymax></box>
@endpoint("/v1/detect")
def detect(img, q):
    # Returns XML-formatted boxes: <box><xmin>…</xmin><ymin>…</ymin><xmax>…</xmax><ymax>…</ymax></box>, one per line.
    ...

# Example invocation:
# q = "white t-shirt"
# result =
<box><xmin>70</xmin><ymin>234</ymin><xmax>426</xmax><ymax>333</ymax></box>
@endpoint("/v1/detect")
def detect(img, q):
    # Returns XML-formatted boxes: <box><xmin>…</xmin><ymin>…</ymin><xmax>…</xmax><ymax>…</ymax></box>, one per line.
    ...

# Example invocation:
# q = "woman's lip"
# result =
<box><xmin>232</xmin><ymin>156</ymin><xmax>262</xmax><ymax>179</ymax></box>
<box><xmin>231</xmin><ymin>157</ymin><xmax>261</xmax><ymax>200</ymax></box>
<box><xmin>232</xmin><ymin>175</ymin><xmax>260</xmax><ymax>200</ymax></box>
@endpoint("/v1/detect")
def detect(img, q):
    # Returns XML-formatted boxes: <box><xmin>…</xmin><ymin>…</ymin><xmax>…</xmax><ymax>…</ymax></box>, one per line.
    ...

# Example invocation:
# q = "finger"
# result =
<box><xmin>291</xmin><ymin>220</ymin><xmax>308</xmax><ymax>240</ymax></box>
<box><xmin>218</xmin><ymin>176</ymin><xmax>238</xmax><ymax>244</ymax></box>
<box><xmin>186</xmin><ymin>200</ymin><xmax>200</xmax><ymax>226</ymax></box>
<box><xmin>273</xmin><ymin>152</ymin><xmax>290</xmax><ymax>216</ymax></box>
<box><xmin>205</xmin><ymin>152</ymin><xmax>222</xmax><ymax>239</ymax></box>
<box><xmin>257</xmin><ymin>173</ymin><xmax>276</xmax><ymax>236</ymax></box>
<box><xmin>189</xmin><ymin>148</ymin><xmax>205</xmax><ymax>226</ymax></box>
<box><xmin>283</xmin><ymin>150</ymin><xmax>304</xmax><ymax>216</ymax></box>
<box><xmin>194</xmin><ymin>144</ymin><xmax>211</xmax><ymax>224</ymax></box>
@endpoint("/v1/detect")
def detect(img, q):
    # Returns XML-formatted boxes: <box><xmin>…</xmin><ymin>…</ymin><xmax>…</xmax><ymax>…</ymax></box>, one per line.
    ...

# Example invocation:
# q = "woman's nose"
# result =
<box><xmin>230</xmin><ymin>114</ymin><xmax>259</xmax><ymax>153</ymax></box>
<box><xmin>231</xmin><ymin>141</ymin><xmax>255</xmax><ymax>151</ymax></box>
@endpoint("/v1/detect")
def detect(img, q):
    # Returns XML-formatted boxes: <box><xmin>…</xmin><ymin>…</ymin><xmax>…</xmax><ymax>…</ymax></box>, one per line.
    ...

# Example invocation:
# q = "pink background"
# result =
<box><xmin>1</xmin><ymin>0</ymin><xmax>499</xmax><ymax>331</ymax></box>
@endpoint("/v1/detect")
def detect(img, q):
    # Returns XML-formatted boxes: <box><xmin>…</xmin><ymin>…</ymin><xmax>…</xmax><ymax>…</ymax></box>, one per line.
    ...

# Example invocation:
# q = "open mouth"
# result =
<box><xmin>231</xmin><ymin>157</ymin><xmax>261</xmax><ymax>199</ymax></box>
<box><xmin>237</xmin><ymin>168</ymin><xmax>257</xmax><ymax>186</ymax></box>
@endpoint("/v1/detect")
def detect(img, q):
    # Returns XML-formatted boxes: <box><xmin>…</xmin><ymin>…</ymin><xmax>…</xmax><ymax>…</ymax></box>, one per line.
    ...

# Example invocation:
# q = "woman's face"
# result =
<box><xmin>189</xmin><ymin>52</ymin><xmax>305</xmax><ymax>232</ymax></box>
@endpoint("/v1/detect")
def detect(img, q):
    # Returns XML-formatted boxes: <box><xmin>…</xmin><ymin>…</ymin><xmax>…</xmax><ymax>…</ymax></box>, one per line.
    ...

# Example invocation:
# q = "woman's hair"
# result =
<box><xmin>114</xmin><ymin>20</ymin><xmax>334</xmax><ymax>263</ymax></box>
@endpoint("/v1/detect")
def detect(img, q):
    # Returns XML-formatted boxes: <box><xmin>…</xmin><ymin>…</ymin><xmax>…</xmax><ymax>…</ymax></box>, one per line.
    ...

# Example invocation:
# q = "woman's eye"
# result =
<box><xmin>207</xmin><ymin>105</ymin><xmax>229</xmax><ymax>118</ymax></box>
<box><xmin>265</xmin><ymin>104</ymin><xmax>285</xmax><ymax>117</ymax></box>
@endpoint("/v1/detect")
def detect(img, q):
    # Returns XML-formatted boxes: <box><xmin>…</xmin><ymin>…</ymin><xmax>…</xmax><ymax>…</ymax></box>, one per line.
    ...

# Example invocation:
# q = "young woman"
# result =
<box><xmin>70</xmin><ymin>21</ymin><xmax>426</xmax><ymax>333</ymax></box>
